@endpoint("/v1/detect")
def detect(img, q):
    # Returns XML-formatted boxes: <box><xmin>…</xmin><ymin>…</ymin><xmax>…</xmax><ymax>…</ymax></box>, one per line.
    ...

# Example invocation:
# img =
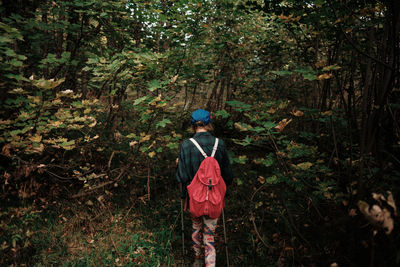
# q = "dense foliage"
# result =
<box><xmin>1</xmin><ymin>0</ymin><xmax>399</xmax><ymax>266</ymax></box>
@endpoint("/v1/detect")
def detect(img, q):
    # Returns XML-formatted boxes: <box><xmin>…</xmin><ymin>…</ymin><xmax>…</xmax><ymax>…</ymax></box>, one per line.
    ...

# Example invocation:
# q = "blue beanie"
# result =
<box><xmin>191</xmin><ymin>109</ymin><xmax>212</xmax><ymax>126</ymax></box>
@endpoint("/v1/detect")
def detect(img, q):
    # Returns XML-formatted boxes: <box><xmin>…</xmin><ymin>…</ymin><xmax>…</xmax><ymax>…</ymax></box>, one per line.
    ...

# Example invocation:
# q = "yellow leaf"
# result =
<box><xmin>28</xmin><ymin>95</ymin><xmax>41</xmax><ymax>103</ymax></box>
<box><xmin>0</xmin><ymin>119</ymin><xmax>12</xmax><ymax>125</ymax></box>
<box><xmin>258</xmin><ymin>176</ymin><xmax>265</xmax><ymax>184</ymax></box>
<box><xmin>173</xmin><ymin>101</ymin><xmax>185</xmax><ymax>107</ymax></box>
<box><xmin>29</xmin><ymin>134</ymin><xmax>42</xmax><ymax>143</ymax></box>
<box><xmin>32</xmin><ymin>143</ymin><xmax>44</xmax><ymax>153</ymax></box>
<box><xmin>238</xmin><ymin>155</ymin><xmax>247</xmax><ymax>162</ymax></box>
<box><xmin>52</xmin><ymin>98</ymin><xmax>62</xmax><ymax>105</ymax></box>
<box><xmin>89</xmin><ymin>120</ymin><xmax>97</xmax><ymax>128</ymax></box>
<box><xmin>139</xmin><ymin>134</ymin><xmax>151</xmax><ymax>143</ymax></box>
<box><xmin>156</xmin><ymin>102</ymin><xmax>167</xmax><ymax>108</ymax></box>
<box><xmin>234</xmin><ymin>122</ymin><xmax>249</xmax><ymax>132</ymax></box>
<box><xmin>148</xmin><ymin>151</ymin><xmax>156</xmax><ymax>158</ymax></box>
<box><xmin>50</xmin><ymin>120</ymin><xmax>63</xmax><ymax>127</ymax></box>
<box><xmin>295</xmin><ymin>162</ymin><xmax>313</xmax><ymax>170</ymax></box>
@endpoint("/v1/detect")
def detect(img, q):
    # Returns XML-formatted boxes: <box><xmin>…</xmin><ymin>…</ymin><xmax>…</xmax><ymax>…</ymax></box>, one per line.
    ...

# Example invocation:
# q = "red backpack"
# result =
<box><xmin>187</xmin><ymin>138</ymin><xmax>226</xmax><ymax>219</ymax></box>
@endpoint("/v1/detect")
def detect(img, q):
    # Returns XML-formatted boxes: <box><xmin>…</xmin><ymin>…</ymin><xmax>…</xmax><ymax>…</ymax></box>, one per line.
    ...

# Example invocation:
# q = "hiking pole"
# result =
<box><xmin>222</xmin><ymin>207</ymin><xmax>230</xmax><ymax>267</ymax></box>
<box><xmin>180</xmin><ymin>183</ymin><xmax>185</xmax><ymax>266</ymax></box>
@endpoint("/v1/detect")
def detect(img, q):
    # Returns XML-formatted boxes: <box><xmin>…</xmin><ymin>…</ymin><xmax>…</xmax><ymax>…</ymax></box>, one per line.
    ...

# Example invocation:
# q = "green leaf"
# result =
<box><xmin>215</xmin><ymin>110</ymin><xmax>230</xmax><ymax>118</ymax></box>
<box><xmin>59</xmin><ymin>140</ymin><xmax>75</xmax><ymax>150</ymax></box>
<box><xmin>167</xmin><ymin>142</ymin><xmax>179</xmax><ymax>150</ymax></box>
<box><xmin>250</xmin><ymin>126</ymin><xmax>265</xmax><ymax>133</ymax></box>
<box><xmin>234</xmin><ymin>155</ymin><xmax>248</xmax><ymax>164</ymax></box>
<box><xmin>263</xmin><ymin>153</ymin><xmax>275</xmax><ymax>167</ymax></box>
<box><xmin>156</xmin><ymin>119</ymin><xmax>171</xmax><ymax>128</ymax></box>
<box><xmin>302</xmin><ymin>73</ymin><xmax>317</xmax><ymax>81</ymax></box>
<box><xmin>134</xmin><ymin>96</ymin><xmax>148</xmax><ymax>106</ymax></box>
<box><xmin>271</xmin><ymin>70</ymin><xmax>292</xmax><ymax>76</ymax></box>
<box><xmin>266</xmin><ymin>175</ymin><xmax>278</xmax><ymax>184</ymax></box>
<box><xmin>72</xmin><ymin>101</ymin><xmax>83</xmax><ymax>108</ymax></box>
<box><xmin>33</xmin><ymin>78</ymin><xmax>65</xmax><ymax>89</ymax></box>
<box><xmin>0</xmin><ymin>36</ymin><xmax>12</xmax><ymax>43</ymax></box>
<box><xmin>225</xmin><ymin>100</ymin><xmax>251</xmax><ymax>111</ymax></box>
<box><xmin>9</xmin><ymin>129</ymin><xmax>22</xmax><ymax>136</ymax></box>
<box><xmin>147</xmin><ymin>79</ymin><xmax>162</xmax><ymax>92</ymax></box>
<box><xmin>59</xmin><ymin>140</ymin><xmax>75</xmax><ymax>147</ymax></box>
<box><xmin>262</xmin><ymin>121</ymin><xmax>276</xmax><ymax>130</ymax></box>
<box><xmin>4</xmin><ymin>48</ymin><xmax>16</xmax><ymax>57</ymax></box>
<box><xmin>294</xmin><ymin>67</ymin><xmax>317</xmax><ymax>81</ymax></box>
<box><xmin>232</xmin><ymin>136</ymin><xmax>253</xmax><ymax>146</ymax></box>
<box><xmin>10</xmin><ymin>59</ymin><xmax>23</xmax><ymax>67</ymax></box>
<box><xmin>126</xmin><ymin>133</ymin><xmax>137</xmax><ymax>138</ymax></box>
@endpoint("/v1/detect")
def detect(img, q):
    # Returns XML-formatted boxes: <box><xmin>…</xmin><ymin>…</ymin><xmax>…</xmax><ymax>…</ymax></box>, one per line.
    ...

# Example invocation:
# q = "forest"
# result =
<box><xmin>0</xmin><ymin>0</ymin><xmax>399</xmax><ymax>266</ymax></box>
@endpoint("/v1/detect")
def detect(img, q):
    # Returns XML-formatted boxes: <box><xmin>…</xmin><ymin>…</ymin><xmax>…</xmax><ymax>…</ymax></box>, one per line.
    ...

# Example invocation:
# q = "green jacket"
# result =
<box><xmin>176</xmin><ymin>132</ymin><xmax>233</xmax><ymax>198</ymax></box>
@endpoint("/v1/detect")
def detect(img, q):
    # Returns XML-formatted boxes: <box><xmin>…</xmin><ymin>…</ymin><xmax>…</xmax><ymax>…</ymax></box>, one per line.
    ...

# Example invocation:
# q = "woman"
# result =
<box><xmin>176</xmin><ymin>109</ymin><xmax>233</xmax><ymax>267</ymax></box>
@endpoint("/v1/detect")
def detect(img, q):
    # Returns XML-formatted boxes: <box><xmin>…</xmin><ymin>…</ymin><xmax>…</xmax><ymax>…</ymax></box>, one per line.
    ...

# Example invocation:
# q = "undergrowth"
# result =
<box><xmin>0</xmin><ymin>183</ymin><xmax>179</xmax><ymax>266</ymax></box>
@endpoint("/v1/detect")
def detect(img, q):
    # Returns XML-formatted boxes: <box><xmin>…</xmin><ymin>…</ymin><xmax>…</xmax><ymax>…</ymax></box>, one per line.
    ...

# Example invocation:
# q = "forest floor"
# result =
<box><xmin>2</xmin><ymin>174</ymin><xmax>274</xmax><ymax>267</ymax></box>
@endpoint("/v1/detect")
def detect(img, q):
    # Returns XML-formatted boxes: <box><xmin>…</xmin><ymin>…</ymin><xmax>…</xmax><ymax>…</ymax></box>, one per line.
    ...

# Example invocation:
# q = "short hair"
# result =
<box><xmin>192</xmin><ymin>122</ymin><xmax>213</xmax><ymax>132</ymax></box>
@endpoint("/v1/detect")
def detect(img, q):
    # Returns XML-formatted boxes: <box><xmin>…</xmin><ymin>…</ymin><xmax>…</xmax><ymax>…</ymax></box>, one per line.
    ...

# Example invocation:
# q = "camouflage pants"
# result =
<box><xmin>191</xmin><ymin>216</ymin><xmax>218</xmax><ymax>267</ymax></box>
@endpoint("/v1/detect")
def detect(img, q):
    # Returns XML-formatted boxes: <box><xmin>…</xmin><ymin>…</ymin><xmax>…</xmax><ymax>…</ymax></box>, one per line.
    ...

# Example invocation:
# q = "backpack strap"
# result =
<box><xmin>189</xmin><ymin>138</ymin><xmax>219</xmax><ymax>158</ymax></box>
<box><xmin>211</xmin><ymin>138</ymin><xmax>219</xmax><ymax>158</ymax></box>
<box><xmin>190</xmin><ymin>138</ymin><xmax>207</xmax><ymax>158</ymax></box>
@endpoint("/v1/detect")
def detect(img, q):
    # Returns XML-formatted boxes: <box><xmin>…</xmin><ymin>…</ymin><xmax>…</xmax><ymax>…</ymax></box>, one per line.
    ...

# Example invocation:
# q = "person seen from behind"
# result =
<box><xmin>176</xmin><ymin>109</ymin><xmax>233</xmax><ymax>267</ymax></box>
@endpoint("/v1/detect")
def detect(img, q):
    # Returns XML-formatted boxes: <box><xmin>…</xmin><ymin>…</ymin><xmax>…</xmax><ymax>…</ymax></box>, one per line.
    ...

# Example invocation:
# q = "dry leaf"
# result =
<box><xmin>129</xmin><ymin>141</ymin><xmax>138</xmax><ymax>147</ymax></box>
<box><xmin>170</xmin><ymin>75</ymin><xmax>178</xmax><ymax>84</ymax></box>
<box><xmin>291</xmin><ymin>110</ymin><xmax>304</xmax><ymax>117</ymax></box>
<box><xmin>274</xmin><ymin>118</ymin><xmax>292</xmax><ymax>132</ymax></box>
<box><xmin>318</xmin><ymin>73</ymin><xmax>333</xmax><ymax>80</ymax></box>
<box><xmin>386</xmin><ymin>191</ymin><xmax>397</xmax><ymax>215</ymax></box>
<box><xmin>382</xmin><ymin>208</ymin><xmax>394</xmax><ymax>235</ymax></box>
<box><xmin>234</xmin><ymin>122</ymin><xmax>249</xmax><ymax>132</ymax></box>
<box><xmin>349</xmin><ymin>208</ymin><xmax>357</xmax><ymax>217</ymax></box>
<box><xmin>1</xmin><ymin>144</ymin><xmax>11</xmax><ymax>157</ymax></box>
<box><xmin>358</xmin><ymin>198</ymin><xmax>395</xmax><ymax>235</ymax></box>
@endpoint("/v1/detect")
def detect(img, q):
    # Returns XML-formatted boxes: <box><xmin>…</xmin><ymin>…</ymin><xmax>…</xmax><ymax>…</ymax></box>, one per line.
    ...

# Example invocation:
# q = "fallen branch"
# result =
<box><xmin>250</xmin><ymin>183</ymin><xmax>275</xmax><ymax>250</ymax></box>
<box><xmin>71</xmin><ymin>167</ymin><xmax>127</xmax><ymax>198</ymax></box>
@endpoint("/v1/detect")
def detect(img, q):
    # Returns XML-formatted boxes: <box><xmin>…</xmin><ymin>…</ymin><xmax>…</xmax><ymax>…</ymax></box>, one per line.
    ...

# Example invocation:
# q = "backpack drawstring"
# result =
<box><xmin>206</xmin><ymin>179</ymin><xmax>212</xmax><ymax>200</ymax></box>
